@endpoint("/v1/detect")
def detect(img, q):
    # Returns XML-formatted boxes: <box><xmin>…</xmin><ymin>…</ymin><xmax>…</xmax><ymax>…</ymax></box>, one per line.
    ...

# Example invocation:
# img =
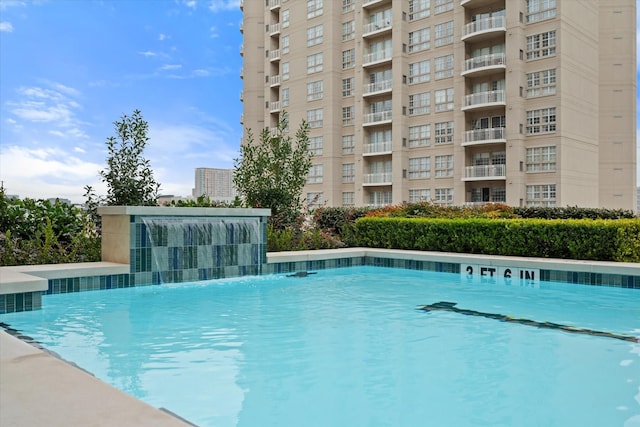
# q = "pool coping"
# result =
<box><xmin>1</xmin><ymin>249</ymin><xmax>638</xmax><ymax>427</ymax></box>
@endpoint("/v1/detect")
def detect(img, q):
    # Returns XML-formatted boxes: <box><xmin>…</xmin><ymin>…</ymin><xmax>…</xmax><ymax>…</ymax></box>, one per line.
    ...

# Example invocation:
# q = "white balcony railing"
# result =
<box><xmin>269</xmin><ymin>22</ymin><xmax>281</xmax><ymax>35</ymax></box>
<box><xmin>270</xmin><ymin>74</ymin><xmax>281</xmax><ymax>86</ymax></box>
<box><xmin>462</xmin><ymin>128</ymin><xmax>506</xmax><ymax>145</ymax></box>
<box><xmin>363</xmin><ymin>172</ymin><xmax>393</xmax><ymax>185</ymax></box>
<box><xmin>269</xmin><ymin>0</ymin><xmax>280</xmax><ymax>10</ymax></box>
<box><xmin>462</xmin><ymin>90</ymin><xmax>505</xmax><ymax>110</ymax></box>
<box><xmin>363</xmin><ymin>79</ymin><xmax>392</xmax><ymax>96</ymax></box>
<box><xmin>463</xmin><ymin>164</ymin><xmax>506</xmax><ymax>180</ymax></box>
<box><xmin>463</xmin><ymin>53</ymin><xmax>506</xmax><ymax>74</ymax></box>
<box><xmin>363</xmin><ymin>110</ymin><xmax>392</xmax><ymax>125</ymax></box>
<box><xmin>270</xmin><ymin>101</ymin><xmax>281</xmax><ymax>112</ymax></box>
<box><xmin>363</xmin><ymin>20</ymin><xmax>392</xmax><ymax>35</ymax></box>
<box><xmin>363</xmin><ymin>49</ymin><xmax>392</xmax><ymax>65</ymax></box>
<box><xmin>363</xmin><ymin>140</ymin><xmax>392</xmax><ymax>155</ymax></box>
<box><xmin>462</xmin><ymin>16</ymin><xmax>506</xmax><ymax>40</ymax></box>
<box><xmin>269</xmin><ymin>49</ymin><xmax>281</xmax><ymax>61</ymax></box>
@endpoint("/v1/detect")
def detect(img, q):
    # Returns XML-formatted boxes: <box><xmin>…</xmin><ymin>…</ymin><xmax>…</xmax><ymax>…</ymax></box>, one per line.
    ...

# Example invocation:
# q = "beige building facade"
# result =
<box><xmin>240</xmin><ymin>0</ymin><xmax>636</xmax><ymax>210</ymax></box>
<box><xmin>193</xmin><ymin>167</ymin><xmax>238</xmax><ymax>202</ymax></box>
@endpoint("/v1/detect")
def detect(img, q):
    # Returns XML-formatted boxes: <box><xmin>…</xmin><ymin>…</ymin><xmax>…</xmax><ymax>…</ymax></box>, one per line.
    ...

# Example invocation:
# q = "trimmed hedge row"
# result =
<box><xmin>355</xmin><ymin>217</ymin><xmax>640</xmax><ymax>262</ymax></box>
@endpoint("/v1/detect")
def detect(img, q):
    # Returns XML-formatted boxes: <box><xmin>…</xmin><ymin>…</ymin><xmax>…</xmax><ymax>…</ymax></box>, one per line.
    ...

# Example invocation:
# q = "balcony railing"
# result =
<box><xmin>363</xmin><ymin>79</ymin><xmax>392</xmax><ymax>96</ymax></box>
<box><xmin>462</xmin><ymin>16</ymin><xmax>506</xmax><ymax>40</ymax></box>
<box><xmin>270</xmin><ymin>101</ymin><xmax>281</xmax><ymax>112</ymax></box>
<box><xmin>363</xmin><ymin>172</ymin><xmax>393</xmax><ymax>185</ymax></box>
<box><xmin>463</xmin><ymin>164</ymin><xmax>506</xmax><ymax>180</ymax></box>
<box><xmin>462</xmin><ymin>127</ymin><xmax>506</xmax><ymax>145</ymax></box>
<box><xmin>269</xmin><ymin>74</ymin><xmax>280</xmax><ymax>86</ymax></box>
<box><xmin>363</xmin><ymin>140</ymin><xmax>392</xmax><ymax>155</ymax></box>
<box><xmin>363</xmin><ymin>110</ymin><xmax>392</xmax><ymax>125</ymax></box>
<box><xmin>240</xmin><ymin>91</ymin><xmax>243</xmax><ymax>101</ymax></box>
<box><xmin>269</xmin><ymin>0</ymin><xmax>280</xmax><ymax>10</ymax></box>
<box><xmin>240</xmin><ymin>44</ymin><xmax>244</xmax><ymax>56</ymax></box>
<box><xmin>363</xmin><ymin>20</ymin><xmax>392</xmax><ymax>35</ymax></box>
<box><xmin>363</xmin><ymin>50</ymin><xmax>392</xmax><ymax>66</ymax></box>
<box><xmin>269</xmin><ymin>22</ymin><xmax>281</xmax><ymax>35</ymax></box>
<box><xmin>462</xmin><ymin>53</ymin><xmax>506</xmax><ymax>75</ymax></box>
<box><xmin>362</xmin><ymin>0</ymin><xmax>387</xmax><ymax>8</ymax></box>
<box><xmin>269</xmin><ymin>49</ymin><xmax>280</xmax><ymax>61</ymax></box>
<box><xmin>462</xmin><ymin>90</ymin><xmax>505</xmax><ymax>110</ymax></box>
<box><xmin>240</xmin><ymin>0</ymin><xmax>243</xmax><ymax>10</ymax></box>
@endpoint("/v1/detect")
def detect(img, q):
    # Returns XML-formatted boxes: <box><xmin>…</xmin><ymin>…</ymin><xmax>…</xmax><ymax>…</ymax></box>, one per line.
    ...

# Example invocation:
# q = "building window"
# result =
<box><xmin>282</xmin><ymin>9</ymin><xmax>290</xmax><ymax>28</ymax></box>
<box><xmin>409</xmin><ymin>0</ymin><xmax>430</xmax><ymax>21</ymax></box>
<box><xmin>342</xmin><ymin>163</ymin><xmax>355</xmax><ymax>183</ymax></box>
<box><xmin>409</xmin><ymin>92</ymin><xmax>430</xmax><ymax>115</ymax></box>
<box><xmin>434</xmin><ymin>0</ymin><xmax>453</xmax><ymax>14</ymax></box>
<box><xmin>307</xmin><ymin>80</ymin><xmax>323</xmax><ymax>101</ymax></box>
<box><xmin>434</xmin><ymin>21</ymin><xmax>454</xmax><ymax>47</ymax></box>
<box><xmin>526</xmin><ymin>0</ymin><xmax>556</xmax><ymax>23</ymax></box>
<box><xmin>307</xmin><ymin>108</ymin><xmax>324</xmax><ymax>128</ymax></box>
<box><xmin>282</xmin><ymin>62</ymin><xmax>290</xmax><ymax>80</ymax></box>
<box><xmin>369</xmin><ymin>190</ymin><xmax>392</xmax><ymax>207</ymax></box>
<box><xmin>434</xmin><ymin>54</ymin><xmax>454</xmax><ymax>79</ymax></box>
<box><xmin>307</xmin><ymin>52</ymin><xmax>323</xmax><ymax>74</ymax></box>
<box><xmin>342</xmin><ymin>20</ymin><xmax>355</xmax><ymax>41</ymax></box>
<box><xmin>342</xmin><ymin>192</ymin><xmax>355</xmax><ymax>207</ymax></box>
<box><xmin>526</xmin><ymin>69</ymin><xmax>556</xmax><ymax>97</ymax></box>
<box><xmin>307</xmin><ymin>164</ymin><xmax>324</xmax><ymax>183</ymax></box>
<box><xmin>491</xmin><ymin>187</ymin><xmax>506</xmax><ymax>203</ymax></box>
<box><xmin>434</xmin><ymin>88</ymin><xmax>454</xmax><ymax>112</ymax></box>
<box><xmin>409</xmin><ymin>124</ymin><xmax>431</xmax><ymax>147</ymax></box>
<box><xmin>526</xmin><ymin>107</ymin><xmax>556</xmax><ymax>134</ymax></box>
<box><xmin>307</xmin><ymin>192</ymin><xmax>324</xmax><ymax>208</ymax></box>
<box><xmin>526</xmin><ymin>184</ymin><xmax>556</xmax><ymax>207</ymax></box>
<box><xmin>342</xmin><ymin>106</ymin><xmax>355</xmax><ymax>125</ymax></box>
<box><xmin>409</xmin><ymin>28</ymin><xmax>430</xmax><ymax>53</ymax></box>
<box><xmin>526</xmin><ymin>146</ymin><xmax>556</xmax><ymax>172</ymax></box>
<box><xmin>281</xmin><ymin>87</ymin><xmax>289</xmax><ymax>107</ymax></box>
<box><xmin>434</xmin><ymin>121</ymin><xmax>453</xmax><ymax>144</ymax></box>
<box><xmin>435</xmin><ymin>155</ymin><xmax>454</xmax><ymax>177</ymax></box>
<box><xmin>307</xmin><ymin>24</ymin><xmax>323</xmax><ymax>47</ymax></box>
<box><xmin>342</xmin><ymin>48</ymin><xmax>355</xmax><ymax>69</ymax></box>
<box><xmin>434</xmin><ymin>188</ymin><xmax>453</xmax><ymax>205</ymax></box>
<box><xmin>281</xmin><ymin>35</ymin><xmax>290</xmax><ymax>55</ymax></box>
<box><xmin>307</xmin><ymin>0</ymin><xmax>323</xmax><ymax>19</ymax></box>
<box><xmin>526</xmin><ymin>31</ymin><xmax>556</xmax><ymax>60</ymax></box>
<box><xmin>342</xmin><ymin>134</ymin><xmax>355</xmax><ymax>154</ymax></box>
<box><xmin>342</xmin><ymin>0</ymin><xmax>354</xmax><ymax>13</ymax></box>
<box><xmin>342</xmin><ymin>77</ymin><xmax>354</xmax><ymax>97</ymax></box>
<box><xmin>409</xmin><ymin>60</ymin><xmax>430</xmax><ymax>84</ymax></box>
<box><xmin>409</xmin><ymin>188</ymin><xmax>431</xmax><ymax>202</ymax></box>
<box><xmin>409</xmin><ymin>157</ymin><xmax>431</xmax><ymax>179</ymax></box>
<box><xmin>309</xmin><ymin>136</ymin><xmax>323</xmax><ymax>156</ymax></box>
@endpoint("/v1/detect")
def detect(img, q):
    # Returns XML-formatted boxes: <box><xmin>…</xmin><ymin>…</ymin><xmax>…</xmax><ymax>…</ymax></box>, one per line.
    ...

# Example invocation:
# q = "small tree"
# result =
<box><xmin>233</xmin><ymin>113</ymin><xmax>312</xmax><ymax>229</ymax></box>
<box><xmin>100</xmin><ymin>109</ymin><xmax>160</xmax><ymax>206</ymax></box>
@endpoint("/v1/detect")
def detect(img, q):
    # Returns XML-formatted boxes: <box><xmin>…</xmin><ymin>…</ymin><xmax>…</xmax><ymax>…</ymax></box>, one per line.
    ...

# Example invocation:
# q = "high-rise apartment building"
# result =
<box><xmin>240</xmin><ymin>0</ymin><xmax>636</xmax><ymax>210</ymax></box>
<box><xmin>193</xmin><ymin>168</ymin><xmax>238</xmax><ymax>202</ymax></box>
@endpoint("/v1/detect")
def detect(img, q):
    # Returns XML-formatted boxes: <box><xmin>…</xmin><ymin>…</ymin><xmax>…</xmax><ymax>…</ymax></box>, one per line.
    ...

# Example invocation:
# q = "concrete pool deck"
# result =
<box><xmin>1</xmin><ymin>249</ymin><xmax>639</xmax><ymax>426</ymax></box>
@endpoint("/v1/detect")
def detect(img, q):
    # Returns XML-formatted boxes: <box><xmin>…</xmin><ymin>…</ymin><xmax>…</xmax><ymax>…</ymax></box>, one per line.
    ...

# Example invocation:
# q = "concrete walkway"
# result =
<box><xmin>0</xmin><ymin>331</ymin><xmax>193</xmax><ymax>427</ymax></box>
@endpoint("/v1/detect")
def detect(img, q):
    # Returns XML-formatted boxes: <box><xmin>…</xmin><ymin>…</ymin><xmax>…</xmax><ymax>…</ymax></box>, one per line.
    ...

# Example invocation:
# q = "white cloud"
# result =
<box><xmin>210</xmin><ymin>26</ymin><xmax>219</xmax><ymax>38</ymax></box>
<box><xmin>0</xmin><ymin>1</ymin><xmax>27</xmax><ymax>11</ymax></box>
<box><xmin>158</xmin><ymin>33</ymin><xmax>169</xmax><ymax>41</ymax></box>
<box><xmin>159</xmin><ymin>63</ymin><xmax>182</xmax><ymax>71</ymax></box>
<box><xmin>138</xmin><ymin>50</ymin><xmax>158</xmax><ymax>57</ymax></box>
<box><xmin>0</xmin><ymin>21</ymin><xmax>13</xmax><ymax>32</ymax></box>
<box><xmin>183</xmin><ymin>0</ymin><xmax>197</xmax><ymax>8</ymax></box>
<box><xmin>208</xmin><ymin>0</ymin><xmax>239</xmax><ymax>13</ymax></box>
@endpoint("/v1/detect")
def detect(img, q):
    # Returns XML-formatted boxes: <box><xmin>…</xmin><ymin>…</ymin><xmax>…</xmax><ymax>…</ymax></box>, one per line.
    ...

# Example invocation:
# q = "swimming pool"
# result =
<box><xmin>1</xmin><ymin>266</ymin><xmax>639</xmax><ymax>427</ymax></box>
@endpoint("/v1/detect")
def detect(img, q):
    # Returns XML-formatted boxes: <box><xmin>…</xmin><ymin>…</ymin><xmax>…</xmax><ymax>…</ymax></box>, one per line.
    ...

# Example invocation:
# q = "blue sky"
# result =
<box><xmin>0</xmin><ymin>0</ymin><xmax>243</xmax><ymax>203</ymax></box>
<box><xmin>0</xmin><ymin>0</ymin><xmax>639</xmax><ymax>204</ymax></box>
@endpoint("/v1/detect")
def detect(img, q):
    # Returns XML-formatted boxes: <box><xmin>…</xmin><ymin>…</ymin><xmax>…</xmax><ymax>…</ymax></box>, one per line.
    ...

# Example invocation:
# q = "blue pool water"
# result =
<box><xmin>2</xmin><ymin>266</ymin><xmax>639</xmax><ymax>427</ymax></box>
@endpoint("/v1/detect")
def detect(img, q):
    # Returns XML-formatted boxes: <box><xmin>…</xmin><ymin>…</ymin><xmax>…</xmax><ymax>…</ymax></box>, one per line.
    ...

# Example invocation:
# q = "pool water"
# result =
<box><xmin>2</xmin><ymin>266</ymin><xmax>639</xmax><ymax>427</ymax></box>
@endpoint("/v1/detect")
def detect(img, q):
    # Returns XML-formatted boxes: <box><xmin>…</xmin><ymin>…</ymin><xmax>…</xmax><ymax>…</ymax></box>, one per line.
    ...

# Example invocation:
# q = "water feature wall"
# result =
<box><xmin>98</xmin><ymin>206</ymin><xmax>271</xmax><ymax>285</ymax></box>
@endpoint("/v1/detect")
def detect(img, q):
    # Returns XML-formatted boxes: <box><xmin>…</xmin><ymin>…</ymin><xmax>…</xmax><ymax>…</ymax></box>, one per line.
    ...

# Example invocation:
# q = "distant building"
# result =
<box><xmin>47</xmin><ymin>198</ymin><xmax>71</xmax><ymax>205</ymax></box>
<box><xmin>193</xmin><ymin>168</ymin><xmax>238</xmax><ymax>203</ymax></box>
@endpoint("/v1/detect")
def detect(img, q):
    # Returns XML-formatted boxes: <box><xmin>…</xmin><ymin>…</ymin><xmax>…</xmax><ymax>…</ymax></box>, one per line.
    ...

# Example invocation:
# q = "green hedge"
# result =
<box><xmin>355</xmin><ymin>217</ymin><xmax>640</xmax><ymax>262</ymax></box>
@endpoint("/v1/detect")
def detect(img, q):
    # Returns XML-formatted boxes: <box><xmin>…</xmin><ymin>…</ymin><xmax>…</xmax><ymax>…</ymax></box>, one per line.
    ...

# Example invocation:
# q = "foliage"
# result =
<box><xmin>233</xmin><ymin>113</ymin><xmax>313</xmax><ymax>230</ymax></box>
<box><xmin>355</xmin><ymin>217</ymin><xmax>640</xmax><ymax>262</ymax></box>
<box><xmin>364</xmin><ymin>202</ymin><xmax>518</xmax><ymax>219</ymax></box>
<box><xmin>0</xmin><ymin>190</ymin><xmax>101</xmax><ymax>266</ymax></box>
<box><xmin>162</xmin><ymin>195</ymin><xmax>243</xmax><ymax>208</ymax></box>
<box><xmin>512</xmin><ymin>206</ymin><xmax>637</xmax><ymax>220</ymax></box>
<box><xmin>266</xmin><ymin>224</ymin><xmax>344</xmax><ymax>252</ymax></box>
<box><xmin>100</xmin><ymin>109</ymin><xmax>160</xmax><ymax>206</ymax></box>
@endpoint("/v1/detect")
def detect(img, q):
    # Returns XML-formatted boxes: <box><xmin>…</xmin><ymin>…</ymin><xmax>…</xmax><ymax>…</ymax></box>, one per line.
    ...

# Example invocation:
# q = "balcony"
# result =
<box><xmin>363</xmin><ymin>110</ymin><xmax>392</xmax><ymax>126</ymax></box>
<box><xmin>363</xmin><ymin>79</ymin><xmax>392</xmax><ymax>97</ymax></box>
<box><xmin>462</xmin><ymin>53</ymin><xmax>506</xmax><ymax>77</ymax></box>
<box><xmin>363</xmin><ymin>49</ymin><xmax>392</xmax><ymax>67</ymax></box>
<box><xmin>461</xmin><ymin>16</ymin><xmax>506</xmax><ymax>42</ymax></box>
<box><xmin>240</xmin><ymin>22</ymin><xmax>243</xmax><ymax>34</ymax></box>
<box><xmin>240</xmin><ymin>67</ymin><xmax>244</xmax><ymax>79</ymax></box>
<box><xmin>462</xmin><ymin>90</ymin><xmax>505</xmax><ymax>111</ymax></box>
<box><xmin>240</xmin><ymin>0</ymin><xmax>243</xmax><ymax>10</ymax></box>
<box><xmin>240</xmin><ymin>91</ymin><xmax>243</xmax><ymax>101</ymax></box>
<box><xmin>363</xmin><ymin>140</ymin><xmax>392</xmax><ymax>156</ymax></box>
<box><xmin>363</xmin><ymin>20</ymin><xmax>392</xmax><ymax>37</ymax></box>
<box><xmin>362</xmin><ymin>0</ymin><xmax>389</xmax><ymax>9</ymax></box>
<box><xmin>269</xmin><ymin>22</ymin><xmax>281</xmax><ymax>36</ymax></box>
<box><xmin>269</xmin><ymin>49</ymin><xmax>280</xmax><ymax>62</ymax></box>
<box><xmin>462</xmin><ymin>164</ymin><xmax>506</xmax><ymax>181</ymax></box>
<box><xmin>269</xmin><ymin>74</ymin><xmax>281</xmax><ymax>87</ymax></box>
<box><xmin>269</xmin><ymin>0</ymin><xmax>280</xmax><ymax>11</ymax></box>
<box><xmin>462</xmin><ymin>128</ymin><xmax>506</xmax><ymax>146</ymax></box>
<box><xmin>240</xmin><ymin>114</ymin><xmax>244</xmax><ymax>124</ymax></box>
<box><xmin>363</xmin><ymin>172</ymin><xmax>392</xmax><ymax>186</ymax></box>
<box><xmin>270</xmin><ymin>101</ymin><xmax>281</xmax><ymax>113</ymax></box>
